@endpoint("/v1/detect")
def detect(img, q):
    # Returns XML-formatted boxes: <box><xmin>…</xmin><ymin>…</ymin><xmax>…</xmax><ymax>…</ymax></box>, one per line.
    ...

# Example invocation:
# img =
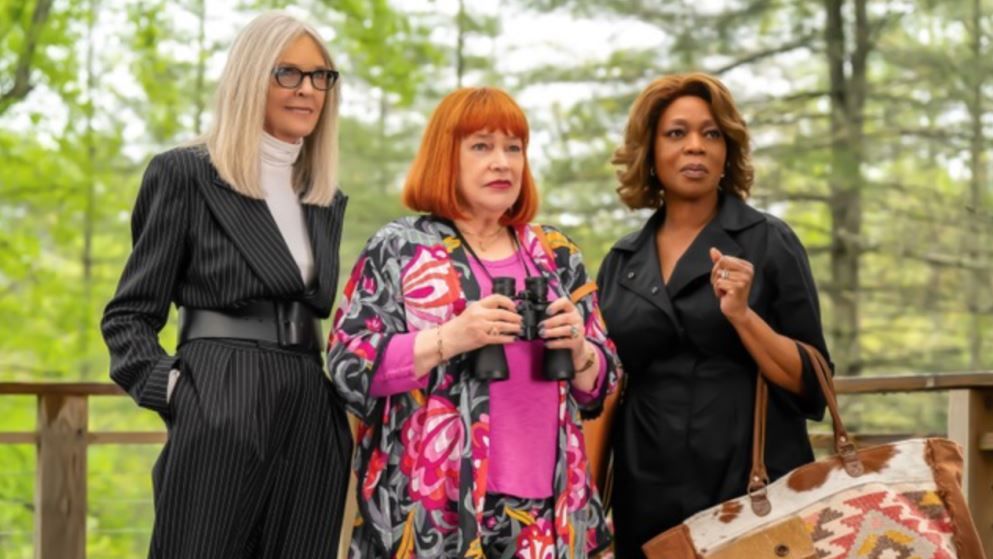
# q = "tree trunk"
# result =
<box><xmin>967</xmin><ymin>0</ymin><xmax>987</xmax><ymax>369</ymax></box>
<box><xmin>193</xmin><ymin>0</ymin><xmax>207</xmax><ymax>135</ymax></box>
<box><xmin>80</xmin><ymin>0</ymin><xmax>99</xmax><ymax>378</ymax></box>
<box><xmin>824</xmin><ymin>0</ymin><xmax>867</xmax><ymax>377</ymax></box>
<box><xmin>0</xmin><ymin>0</ymin><xmax>55</xmax><ymax>114</ymax></box>
<box><xmin>378</xmin><ymin>89</ymin><xmax>388</xmax><ymax>190</ymax></box>
<box><xmin>456</xmin><ymin>0</ymin><xmax>466</xmax><ymax>86</ymax></box>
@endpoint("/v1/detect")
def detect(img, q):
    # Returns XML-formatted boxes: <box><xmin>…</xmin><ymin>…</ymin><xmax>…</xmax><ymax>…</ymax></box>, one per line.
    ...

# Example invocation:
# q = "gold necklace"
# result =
<box><xmin>462</xmin><ymin>227</ymin><xmax>505</xmax><ymax>251</ymax></box>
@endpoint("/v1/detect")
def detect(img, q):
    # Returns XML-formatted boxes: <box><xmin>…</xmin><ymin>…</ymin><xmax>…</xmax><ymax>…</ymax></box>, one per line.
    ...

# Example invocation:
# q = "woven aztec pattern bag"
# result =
<box><xmin>643</xmin><ymin>343</ymin><xmax>986</xmax><ymax>559</ymax></box>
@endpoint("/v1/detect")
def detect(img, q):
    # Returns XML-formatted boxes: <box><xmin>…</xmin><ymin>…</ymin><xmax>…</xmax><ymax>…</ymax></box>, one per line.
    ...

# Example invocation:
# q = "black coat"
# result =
<box><xmin>101</xmin><ymin>146</ymin><xmax>348</xmax><ymax>416</ymax></box>
<box><xmin>597</xmin><ymin>193</ymin><xmax>831</xmax><ymax>557</ymax></box>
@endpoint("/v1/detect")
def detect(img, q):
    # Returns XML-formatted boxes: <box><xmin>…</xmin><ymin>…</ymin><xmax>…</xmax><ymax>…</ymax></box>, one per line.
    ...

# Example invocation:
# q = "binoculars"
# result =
<box><xmin>471</xmin><ymin>276</ymin><xmax>575</xmax><ymax>382</ymax></box>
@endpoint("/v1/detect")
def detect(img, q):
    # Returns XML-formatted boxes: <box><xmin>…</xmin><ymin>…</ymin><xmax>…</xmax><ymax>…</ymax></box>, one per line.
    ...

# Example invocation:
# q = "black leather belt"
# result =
<box><xmin>178</xmin><ymin>300</ymin><xmax>323</xmax><ymax>353</ymax></box>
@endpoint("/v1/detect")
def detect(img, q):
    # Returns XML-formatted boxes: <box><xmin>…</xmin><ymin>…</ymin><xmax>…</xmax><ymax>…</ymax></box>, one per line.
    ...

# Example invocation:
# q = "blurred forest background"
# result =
<box><xmin>1</xmin><ymin>0</ymin><xmax>991</xmax><ymax>556</ymax></box>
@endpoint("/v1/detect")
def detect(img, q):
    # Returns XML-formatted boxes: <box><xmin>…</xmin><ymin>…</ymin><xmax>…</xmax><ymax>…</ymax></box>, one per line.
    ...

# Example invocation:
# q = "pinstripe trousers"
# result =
<box><xmin>149</xmin><ymin>339</ymin><xmax>351</xmax><ymax>558</ymax></box>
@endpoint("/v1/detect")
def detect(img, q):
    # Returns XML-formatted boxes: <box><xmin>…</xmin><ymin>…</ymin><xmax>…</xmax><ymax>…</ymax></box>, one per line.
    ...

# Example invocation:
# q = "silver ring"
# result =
<box><xmin>569</xmin><ymin>325</ymin><xmax>580</xmax><ymax>339</ymax></box>
<box><xmin>720</xmin><ymin>269</ymin><xmax>730</xmax><ymax>280</ymax></box>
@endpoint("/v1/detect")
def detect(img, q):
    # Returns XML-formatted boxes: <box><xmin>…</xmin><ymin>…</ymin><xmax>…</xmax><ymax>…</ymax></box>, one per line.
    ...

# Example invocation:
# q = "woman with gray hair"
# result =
<box><xmin>101</xmin><ymin>12</ymin><xmax>350</xmax><ymax>557</ymax></box>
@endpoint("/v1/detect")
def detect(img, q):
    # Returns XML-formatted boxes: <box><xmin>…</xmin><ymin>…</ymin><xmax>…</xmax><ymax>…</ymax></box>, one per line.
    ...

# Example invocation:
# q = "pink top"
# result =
<box><xmin>371</xmin><ymin>249</ymin><xmax>606</xmax><ymax>499</ymax></box>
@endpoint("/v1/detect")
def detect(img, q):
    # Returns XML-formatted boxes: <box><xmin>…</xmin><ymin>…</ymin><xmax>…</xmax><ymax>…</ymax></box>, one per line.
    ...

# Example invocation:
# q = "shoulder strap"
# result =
<box><xmin>747</xmin><ymin>342</ymin><xmax>863</xmax><ymax>516</ymax></box>
<box><xmin>530</xmin><ymin>224</ymin><xmax>597</xmax><ymax>303</ymax></box>
<box><xmin>530</xmin><ymin>224</ymin><xmax>556</xmax><ymax>266</ymax></box>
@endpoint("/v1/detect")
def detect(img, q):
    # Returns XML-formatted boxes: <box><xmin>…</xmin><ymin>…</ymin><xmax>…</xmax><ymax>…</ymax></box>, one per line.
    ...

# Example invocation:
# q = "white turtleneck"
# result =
<box><xmin>260</xmin><ymin>131</ymin><xmax>315</xmax><ymax>287</ymax></box>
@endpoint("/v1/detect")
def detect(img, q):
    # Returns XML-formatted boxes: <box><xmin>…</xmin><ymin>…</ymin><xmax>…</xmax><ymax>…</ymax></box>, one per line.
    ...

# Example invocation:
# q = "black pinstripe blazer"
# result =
<box><xmin>101</xmin><ymin>146</ymin><xmax>348</xmax><ymax>416</ymax></box>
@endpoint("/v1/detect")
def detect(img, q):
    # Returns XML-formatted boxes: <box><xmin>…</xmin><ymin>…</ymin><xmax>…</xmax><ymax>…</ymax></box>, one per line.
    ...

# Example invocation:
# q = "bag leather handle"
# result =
<box><xmin>746</xmin><ymin>341</ymin><xmax>863</xmax><ymax>516</ymax></box>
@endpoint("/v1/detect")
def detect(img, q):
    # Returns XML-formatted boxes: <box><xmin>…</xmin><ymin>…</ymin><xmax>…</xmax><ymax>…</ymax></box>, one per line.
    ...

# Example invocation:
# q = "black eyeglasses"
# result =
<box><xmin>271</xmin><ymin>66</ymin><xmax>339</xmax><ymax>91</ymax></box>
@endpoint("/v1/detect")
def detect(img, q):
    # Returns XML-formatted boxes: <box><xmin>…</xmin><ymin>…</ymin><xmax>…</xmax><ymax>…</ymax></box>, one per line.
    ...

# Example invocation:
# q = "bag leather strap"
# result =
<box><xmin>747</xmin><ymin>374</ymin><xmax>772</xmax><ymax>515</ymax></box>
<box><xmin>746</xmin><ymin>341</ymin><xmax>863</xmax><ymax>516</ymax></box>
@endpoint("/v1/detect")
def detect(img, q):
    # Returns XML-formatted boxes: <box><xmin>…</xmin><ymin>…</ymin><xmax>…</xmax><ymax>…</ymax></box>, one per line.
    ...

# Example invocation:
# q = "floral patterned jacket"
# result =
<box><xmin>327</xmin><ymin>216</ymin><xmax>621</xmax><ymax>558</ymax></box>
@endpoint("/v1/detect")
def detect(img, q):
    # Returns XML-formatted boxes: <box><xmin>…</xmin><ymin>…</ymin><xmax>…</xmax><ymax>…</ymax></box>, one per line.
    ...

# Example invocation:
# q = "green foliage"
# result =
<box><xmin>518</xmin><ymin>0</ymin><xmax>993</xmax><ymax>421</ymax></box>
<box><xmin>127</xmin><ymin>1</ymin><xmax>203</xmax><ymax>142</ymax></box>
<box><xmin>0</xmin><ymin>0</ymin><xmax>445</xmax><ymax>554</ymax></box>
<box><xmin>0</xmin><ymin>396</ymin><xmax>33</xmax><ymax>558</ymax></box>
<box><xmin>0</xmin><ymin>0</ymin><xmax>991</xmax><ymax>556</ymax></box>
<box><xmin>333</xmin><ymin>0</ymin><xmax>443</xmax><ymax>106</ymax></box>
<box><xmin>0</xmin><ymin>0</ymin><xmax>81</xmax><ymax>115</ymax></box>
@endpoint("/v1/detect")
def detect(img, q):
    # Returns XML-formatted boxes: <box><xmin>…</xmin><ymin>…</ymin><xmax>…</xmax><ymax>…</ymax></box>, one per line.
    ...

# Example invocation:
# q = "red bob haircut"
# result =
<box><xmin>402</xmin><ymin>87</ymin><xmax>539</xmax><ymax>225</ymax></box>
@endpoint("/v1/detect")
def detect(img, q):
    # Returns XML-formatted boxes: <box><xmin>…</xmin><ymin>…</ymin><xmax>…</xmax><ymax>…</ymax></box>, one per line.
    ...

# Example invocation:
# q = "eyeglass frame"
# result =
<box><xmin>270</xmin><ymin>66</ymin><xmax>340</xmax><ymax>91</ymax></box>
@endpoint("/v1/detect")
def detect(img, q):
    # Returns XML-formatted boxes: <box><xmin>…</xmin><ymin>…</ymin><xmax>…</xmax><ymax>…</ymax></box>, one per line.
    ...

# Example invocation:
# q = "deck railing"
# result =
<box><xmin>1</xmin><ymin>373</ymin><xmax>992</xmax><ymax>557</ymax></box>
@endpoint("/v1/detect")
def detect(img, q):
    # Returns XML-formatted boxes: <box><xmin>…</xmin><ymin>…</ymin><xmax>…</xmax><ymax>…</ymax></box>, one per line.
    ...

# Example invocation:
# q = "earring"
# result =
<box><xmin>649</xmin><ymin>167</ymin><xmax>656</xmax><ymax>177</ymax></box>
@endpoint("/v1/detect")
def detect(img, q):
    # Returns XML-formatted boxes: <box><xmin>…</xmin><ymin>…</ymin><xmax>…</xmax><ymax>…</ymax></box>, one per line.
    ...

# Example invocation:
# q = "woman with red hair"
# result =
<box><xmin>328</xmin><ymin>87</ymin><xmax>621</xmax><ymax>558</ymax></box>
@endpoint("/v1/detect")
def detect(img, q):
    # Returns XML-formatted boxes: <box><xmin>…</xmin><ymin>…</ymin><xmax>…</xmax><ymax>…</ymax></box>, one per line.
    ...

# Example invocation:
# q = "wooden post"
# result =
<box><xmin>948</xmin><ymin>388</ymin><xmax>993</xmax><ymax>555</ymax></box>
<box><xmin>35</xmin><ymin>393</ymin><xmax>87</xmax><ymax>559</ymax></box>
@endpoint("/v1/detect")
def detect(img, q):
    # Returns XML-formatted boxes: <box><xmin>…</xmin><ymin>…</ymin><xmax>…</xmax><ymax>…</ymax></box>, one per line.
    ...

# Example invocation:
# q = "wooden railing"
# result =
<box><xmin>0</xmin><ymin>383</ymin><xmax>165</xmax><ymax>559</ymax></box>
<box><xmin>1</xmin><ymin>373</ymin><xmax>992</xmax><ymax>558</ymax></box>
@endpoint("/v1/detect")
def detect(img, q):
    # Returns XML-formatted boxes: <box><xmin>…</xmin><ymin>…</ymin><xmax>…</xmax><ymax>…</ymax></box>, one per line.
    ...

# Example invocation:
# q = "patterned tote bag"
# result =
<box><xmin>642</xmin><ymin>342</ymin><xmax>986</xmax><ymax>559</ymax></box>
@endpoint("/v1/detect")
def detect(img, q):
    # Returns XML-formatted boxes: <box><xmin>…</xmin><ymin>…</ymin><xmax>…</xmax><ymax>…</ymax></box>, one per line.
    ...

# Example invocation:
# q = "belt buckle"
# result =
<box><xmin>274</xmin><ymin>301</ymin><xmax>304</xmax><ymax>349</ymax></box>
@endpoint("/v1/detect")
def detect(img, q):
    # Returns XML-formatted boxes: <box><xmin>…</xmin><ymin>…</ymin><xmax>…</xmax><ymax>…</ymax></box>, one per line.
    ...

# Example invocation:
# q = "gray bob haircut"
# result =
<box><xmin>201</xmin><ymin>12</ymin><xmax>339</xmax><ymax>206</ymax></box>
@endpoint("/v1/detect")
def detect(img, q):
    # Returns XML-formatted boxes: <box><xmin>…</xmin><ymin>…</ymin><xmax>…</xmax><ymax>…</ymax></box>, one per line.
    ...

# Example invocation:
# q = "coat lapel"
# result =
<box><xmin>303</xmin><ymin>190</ymin><xmax>347</xmax><ymax>309</ymax></box>
<box><xmin>426</xmin><ymin>217</ymin><xmax>480</xmax><ymax>304</ymax></box>
<box><xmin>429</xmin><ymin>219</ymin><xmax>567</xmax><ymax>305</ymax></box>
<box><xmin>199</xmin><ymin>173</ymin><xmax>305</xmax><ymax>294</ymax></box>
<box><xmin>666</xmin><ymin>193</ymin><xmax>764</xmax><ymax>298</ymax></box>
<box><xmin>614</xmin><ymin>209</ymin><xmax>681</xmax><ymax>330</ymax></box>
<box><xmin>665</xmin><ymin>219</ymin><xmax>743</xmax><ymax>298</ymax></box>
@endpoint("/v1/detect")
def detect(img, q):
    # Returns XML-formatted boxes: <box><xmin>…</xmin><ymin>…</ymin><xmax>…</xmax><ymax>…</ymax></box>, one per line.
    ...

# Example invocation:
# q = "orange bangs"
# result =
<box><xmin>402</xmin><ymin>87</ymin><xmax>539</xmax><ymax>225</ymax></box>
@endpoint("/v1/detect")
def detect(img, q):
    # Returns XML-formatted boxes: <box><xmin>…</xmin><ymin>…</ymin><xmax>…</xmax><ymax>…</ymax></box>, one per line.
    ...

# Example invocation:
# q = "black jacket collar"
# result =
<box><xmin>613</xmin><ymin>192</ymin><xmax>764</xmax><ymax>254</ymax></box>
<box><xmin>609</xmin><ymin>193</ymin><xmax>766</xmax><ymax>329</ymax></box>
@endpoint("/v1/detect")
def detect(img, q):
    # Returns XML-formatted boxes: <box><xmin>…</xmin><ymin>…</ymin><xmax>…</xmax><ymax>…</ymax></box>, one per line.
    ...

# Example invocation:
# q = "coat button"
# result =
<box><xmin>775</xmin><ymin>544</ymin><xmax>790</xmax><ymax>557</ymax></box>
<box><xmin>650</xmin><ymin>286</ymin><xmax>659</xmax><ymax>294</ymax></box>
<box><xmin>626</xmin><ymin>271</ymin><xmax>635</xmax><ymax>279</ymax></box>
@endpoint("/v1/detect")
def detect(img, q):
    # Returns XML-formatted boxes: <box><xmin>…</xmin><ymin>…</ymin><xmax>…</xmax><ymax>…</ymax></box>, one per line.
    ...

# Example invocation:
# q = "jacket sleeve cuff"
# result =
<box><xmin>571</xmin><ymin>346</ymin><xmax>609</xmax><ymax>406</ymax></box>
<box><xmin>137</xmin><ymin>355</ymin><xmax>178</xmax><ymax>415</ymax></box>
<box><xmin>769</xmin><ymin>341</ymin><xmax>828</xmax><ymax>421</ymax></box>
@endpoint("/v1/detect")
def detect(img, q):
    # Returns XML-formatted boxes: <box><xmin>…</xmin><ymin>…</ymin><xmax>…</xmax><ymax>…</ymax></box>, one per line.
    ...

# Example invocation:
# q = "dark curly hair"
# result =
<box><xmin>612</xmin><ymin>72</ymin><xmax>754</xmax><ymax>209</ymax></box>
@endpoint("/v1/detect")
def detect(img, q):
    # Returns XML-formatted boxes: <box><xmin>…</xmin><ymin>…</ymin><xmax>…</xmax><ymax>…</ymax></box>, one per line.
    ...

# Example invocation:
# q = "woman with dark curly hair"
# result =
<box><xmin>597</xmin><ymin>72</ymin><xmax>833</xmax><ymax>557</ymax></box>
